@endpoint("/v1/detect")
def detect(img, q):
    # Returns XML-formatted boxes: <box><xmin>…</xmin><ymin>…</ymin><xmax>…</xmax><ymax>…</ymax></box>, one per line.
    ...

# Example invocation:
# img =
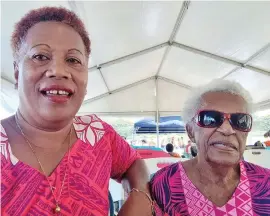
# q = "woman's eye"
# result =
<box><xmin>32</xmin><ymin>54</ymin><xmax>49</xmax><ymax>61</ymax></box>
<box><xmin>67</xmin><ymin>58</ymin><xmax>81</xmax><ymax>64</ymax></box>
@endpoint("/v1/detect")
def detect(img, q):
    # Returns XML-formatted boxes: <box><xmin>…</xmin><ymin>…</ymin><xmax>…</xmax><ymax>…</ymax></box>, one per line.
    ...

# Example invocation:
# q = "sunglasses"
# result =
<box><xmin>193</xmin><ymin>110</ymin><xmax>252</xmax><ymax>132</ymax></box>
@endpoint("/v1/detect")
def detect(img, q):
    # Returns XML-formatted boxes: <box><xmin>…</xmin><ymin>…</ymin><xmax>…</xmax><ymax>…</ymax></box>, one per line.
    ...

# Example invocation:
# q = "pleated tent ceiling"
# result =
<box><xmin>1</xmin><ymin>1</ymin><xmax>270</xmax><ymax>116</ymax></box>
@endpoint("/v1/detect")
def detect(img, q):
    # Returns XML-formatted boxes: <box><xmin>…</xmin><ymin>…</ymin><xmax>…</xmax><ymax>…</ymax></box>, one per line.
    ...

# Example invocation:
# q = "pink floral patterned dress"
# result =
<box><xmin>1</xmin><ymin>115</ymin><xmax>140</xmax><ymax>216</ymax></box>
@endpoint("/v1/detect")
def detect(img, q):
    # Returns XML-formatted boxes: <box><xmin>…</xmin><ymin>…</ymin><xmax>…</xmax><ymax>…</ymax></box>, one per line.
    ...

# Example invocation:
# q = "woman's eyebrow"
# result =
<box><xmin>68</xmin><ymin>48</ymin><xmax>83</xmax><ymax>56</ymax></box>
<box><xmin>30</xmin><ymin>44</ymin><xmax>51</xmax><ymax>50</ymax></box>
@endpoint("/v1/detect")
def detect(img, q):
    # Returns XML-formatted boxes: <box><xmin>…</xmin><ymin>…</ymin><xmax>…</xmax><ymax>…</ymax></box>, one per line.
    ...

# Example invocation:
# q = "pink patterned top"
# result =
<box><xmin>1</xmin><ymin>115</ymin><xmax>140</xmax><ymax>216</ymax></box>
<box><xmin>151</xmin><ymin>161</ymin><xmax>270</xmax><ymax>216</ymax></box>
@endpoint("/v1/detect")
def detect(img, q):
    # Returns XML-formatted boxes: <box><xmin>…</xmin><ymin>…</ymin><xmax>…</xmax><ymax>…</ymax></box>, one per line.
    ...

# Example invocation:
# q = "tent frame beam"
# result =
<box><xmin>155</xmin><ymin>77</ymin><xmax>160</xmax><ymax>147</ymax></box>
<box><xmin>86</xmin><ymin>40</ymin><xmax>270</xmax><ymax>78</ymax></box>
<box><xmin>169</xmin><ymin>1</ymin><xmax>190</xmax><ymax>44</ymax></box>
<box><xmin>172</xmin><ymin>42</ymin><xmax>270</xmax><ymax>77</ymax></box>
<box><xmin>156</xmin><ymin>1</ymin><xmax>190</xmax><ymax>76</ymax></box>
<box><xmin>158</xmin><ymin>76</ymin><xmax>192</xmax><ymax>89</ymax></box>
<box><xmin>83</xmin><ymin>75</ymin><xmax>192</xmax><ymax>105</ymax></box>
<box><xmin>222</xmin><ymin>42</ymin><xmax>270</xmax><ymax>78</ymax></box>
<box><xmin>88</xmin><ymin>42</ymin><xmax>169</xmax><ymax>72</ymax></box>
<box><xmin>98</xmin><ymin>67</ymin><xmax>111</xmax><ymax>92</ymax></box>
<box><xmin>83</xmin><ymin>76</ymin><xmax>156</xmax><ymax>104</ymax></box>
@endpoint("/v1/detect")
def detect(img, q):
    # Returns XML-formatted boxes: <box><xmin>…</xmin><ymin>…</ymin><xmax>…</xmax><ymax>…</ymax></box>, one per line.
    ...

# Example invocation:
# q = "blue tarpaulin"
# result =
<box><xmin>134</xmin><ymin>116</ymin><xmax>186</xmax><ymax>134</ymax></box>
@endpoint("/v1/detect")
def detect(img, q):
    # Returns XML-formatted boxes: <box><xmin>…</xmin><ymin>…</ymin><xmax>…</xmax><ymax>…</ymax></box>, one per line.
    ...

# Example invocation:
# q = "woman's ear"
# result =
<box><xmin>186</xmin><ymin>122</ymin><xmax>196</xmax><ymax>143</ymax></box>
<box><xmin>14</xmin><ymin>61</ymin><xmax>19</xmax><ymax>89</ymax></box>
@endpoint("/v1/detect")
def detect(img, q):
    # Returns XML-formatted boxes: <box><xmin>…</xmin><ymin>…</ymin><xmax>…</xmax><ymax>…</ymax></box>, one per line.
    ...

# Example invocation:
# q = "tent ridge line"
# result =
<box><xmin>1</xmin><ymin>76</ymin><xmax>15</xmax><ymax>85</ymax></box>
<box><xmin>82</xmin><ymin>75</ymin><xmax>191</xmax><ymax>105</ymax></box>
<box><xmin>222</xmin><ymin>42</ymin><xmax>270</xmax><ymax>79</ymax></box>
<box><xmin>98</xmin><ymin>67</ymin><xmax>110</xmax><ymax>92</ymax></box>
<box><xmin>158</xmin><ymin>76</ymin><xmax>192</xmax><ymax>90</ymax></box>
<box><xmin>255</xmin><ymin>99</ymin><xmax>270</xmax><ymax>106</ymax></box>
<box><xmin>155</xmin><ymin>46</ymin><xmax>172</xmax><ymax>76</ymax></box>
<box><xmin>156</xmin><ymin>1</ymin><xmax>190</xmax><ymax>77</ymax></box>
<box><xmin>253</xmin><ymin>99</ymin><xmax>270</xmax><ymax>111</ymax></box>
<box><xmin>169</xmin><ymin>1</ymin><xmax>191</xmax><ymax>43</ymax></box>
<box><xmin>83</xmin><ymin>76</ymin><xmax>156</xmax><ymax>104</ymax></box>
<box><xmin>88</xmin><ymin>42</ymin><xmax>169</xmax><ymax>72</ymax></box>
<box><xmin>172</xmin><ymin>42</ymin><xmax>270</xmax><ymax>77</ymax></box>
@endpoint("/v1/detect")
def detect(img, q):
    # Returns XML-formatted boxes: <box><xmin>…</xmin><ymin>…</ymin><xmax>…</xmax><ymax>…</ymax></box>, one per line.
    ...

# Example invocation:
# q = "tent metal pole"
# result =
<box><xmin>156</xmin><ymin>1</ymin><xmax>190</xmax><ymax>77</ymax></box>
<box><xmin>155</xmin><ymin>77</ymin><xmax>160</xmax><ymax>147</ymax></box>
<box><xmin>88</xmin><ymin>42</ymin><xmax>169</xmax><ymax>72</ymax></box>
<box><xmin>83</xmin><ymin>76</ymin><xmax>155</xmax><ymax>104</ymax></box>
<box><xmin>98</xmin><ymin>67</ymin><xmax>110</xmax><ymax>92</ymax></box>
<box><xmin>169</xmin><ymin>1</ymin><xmax>190</xmax><ymax>43</ymax></box>
<box><xmin>82</xmin><ymin>75</ymin><xmax>191</xmax><ymax>105</ymax></box>
<box><xmin>158</xmin><ymin>76</ymin><xmax>192</xmax><ymax>90</ymax></box>
<box><xmin>172</xmin><ymin>42</ymin><xmax>270</xmax><ymax>77</ymax></box>
<box><xmin>222</xmin><ymin>42</ymin><xmax>270</xmax><ymax>79</ymax></box>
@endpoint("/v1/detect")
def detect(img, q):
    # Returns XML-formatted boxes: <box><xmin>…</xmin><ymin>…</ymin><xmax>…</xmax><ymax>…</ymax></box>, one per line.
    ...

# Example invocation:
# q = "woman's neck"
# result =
<box><xmin>194</xmin><ymin>157</ymin><xmax>240</xmax><ymax>185</ymax></box>
<box><xmin>15</xmin><ymin>110</ymin><xmax>74</xmax><ymax>150</ymax></box>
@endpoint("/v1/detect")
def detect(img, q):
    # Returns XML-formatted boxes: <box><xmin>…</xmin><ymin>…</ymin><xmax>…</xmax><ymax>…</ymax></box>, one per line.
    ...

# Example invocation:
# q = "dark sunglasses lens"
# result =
<box><xmin>198</xmin><ymin>111</ymin><xmax>223</xmax><ymax>127</ymax></box>
<box><xmin>231</xmin><ymin>114</ymin><xmax>252</xmax><ymax>131</ymax></box>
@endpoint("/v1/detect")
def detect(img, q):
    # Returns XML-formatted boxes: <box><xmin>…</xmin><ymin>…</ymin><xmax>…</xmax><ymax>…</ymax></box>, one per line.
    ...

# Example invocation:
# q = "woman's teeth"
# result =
<box><xmin>45</xmin><ymin>90</ymin><xmax>69</xmax><ymax>95</ymax></box>
<box><xmin>212</xmin><ymin>143</ymin><xmax>236</xmax><ymax>150</ymax></box>
<box><xmin>213</xmin><ymin>143</ymin><xmax>226</xmax><ymax>147</ymax></box>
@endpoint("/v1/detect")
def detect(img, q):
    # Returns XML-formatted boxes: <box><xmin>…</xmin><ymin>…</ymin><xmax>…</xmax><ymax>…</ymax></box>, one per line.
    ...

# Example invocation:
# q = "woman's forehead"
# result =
<box><xmin>24</xmin><ymin>21</ymin><xmax>85</xmax><ymax>53</ymax></box>
<box><xmin>200</xmin><ymin>92</ymin><xmax>248</xmax><ymax>113</ymax></box>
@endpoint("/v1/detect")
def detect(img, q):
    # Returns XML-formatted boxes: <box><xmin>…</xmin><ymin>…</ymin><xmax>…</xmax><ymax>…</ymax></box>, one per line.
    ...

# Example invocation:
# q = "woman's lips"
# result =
<box><xmin>43</xmin><ymin>94</ymin><xmax>71</xmax><ymax>103</ymax></box>
<box><xmin>210</xmin><ymin>142</ymin><xmax>237</xmax><ymax>151</ymax></box>
<box><xmin>40</xmin><ymin>89</ymin><xmax>73</xmax><ymax>104</ymax></box>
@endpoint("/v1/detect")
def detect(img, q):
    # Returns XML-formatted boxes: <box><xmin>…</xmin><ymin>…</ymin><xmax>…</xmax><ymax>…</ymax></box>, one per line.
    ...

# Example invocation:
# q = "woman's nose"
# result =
<box><xmin>45</xmin><ymin>59</ymin><xmax>71</xmax><ymax>79</ymax></box>
<box><xmin>217</xmin><ymin>119</ymin><xmax>236</xmax><ymax>135</ymax></box>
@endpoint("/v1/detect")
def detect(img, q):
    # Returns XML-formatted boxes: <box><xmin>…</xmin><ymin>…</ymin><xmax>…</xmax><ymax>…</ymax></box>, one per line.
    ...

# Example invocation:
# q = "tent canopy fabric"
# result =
<box><xmin>134</xmin><ymin>116</ymin><xmax>186</xmax><ymax>134</ymax></box>
<box><xmin>1</xmin><ymin>1</ymin><xmax>270</xmax><ymax>116</ymax></box>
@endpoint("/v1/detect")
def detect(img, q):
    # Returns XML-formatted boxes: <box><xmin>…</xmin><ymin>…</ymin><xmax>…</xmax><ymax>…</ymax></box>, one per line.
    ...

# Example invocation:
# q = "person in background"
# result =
<box><xmin>166</xmin><ymin>143</ymin><xmax>181</xmax><ymax>158</ymax></box>
<box><xmin>180</xmin><ymin>137</ymin><xmax>185</xmax><ymax>148</ymax></box>
<box><xmin>141</xmin><ymin>139</ymin><xmax>147</xmax><ymax>146</ymax></box>
<box><xmin>184</xmin><ymin>140</ymin><xmax>193</xmax><ymax>158</ymax></box>
<box><xmin>1</xmin><ymin>7</ymin><xmax>152</xmax><ymax>216</ymax></box>
<box><xmin>151</xmin><ymin>79</ymin><xmax>270</xmax><ymax>216</ymax></box>
<box><xmin>254</xmin><ymin>141</ymin><xmax>265</xmax><ymax>147</ymax></box>
<box><xmin>264</xmin><ymin>130</ymin><xmax>270</xmax><ymax>147</ymax></box>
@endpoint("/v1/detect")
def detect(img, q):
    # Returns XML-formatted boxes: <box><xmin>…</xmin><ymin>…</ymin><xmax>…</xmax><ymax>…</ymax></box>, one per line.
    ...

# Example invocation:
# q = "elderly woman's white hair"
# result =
<box><xmin>182</xmin><ymin>79</ymin><xmax>253</xmax><ymax>123</ymax></box>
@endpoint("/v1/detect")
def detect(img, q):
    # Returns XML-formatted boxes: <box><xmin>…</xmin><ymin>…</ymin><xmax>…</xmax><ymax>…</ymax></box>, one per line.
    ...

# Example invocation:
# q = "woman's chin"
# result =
<box><xmin>39</xmin><ymin>110</ymin><xmax>75</xmax><ymax>122</ymax></box>
<box><xmin>206</xmin><ymin>154</ymin><xmax>240</xmax><ymax>166</ymax></box>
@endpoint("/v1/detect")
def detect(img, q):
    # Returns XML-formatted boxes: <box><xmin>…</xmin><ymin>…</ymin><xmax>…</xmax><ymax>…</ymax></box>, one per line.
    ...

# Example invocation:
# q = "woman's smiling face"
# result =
<box><xmin>15</xmin><ymin>21</ymin><xmax>88</xmax><ymax>122</ymax></box>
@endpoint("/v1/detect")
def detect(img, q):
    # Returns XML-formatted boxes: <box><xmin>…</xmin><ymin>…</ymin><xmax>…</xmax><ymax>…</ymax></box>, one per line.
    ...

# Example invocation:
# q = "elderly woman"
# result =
<box><xmin>1</xmin><ymin>7</ymin><xmax>153</xmax><ymax>216</ymax></box>
<box><xmin>151</xmin><ymin>80</ymin><xmax>270</xmax><ymax>216</ymax></box>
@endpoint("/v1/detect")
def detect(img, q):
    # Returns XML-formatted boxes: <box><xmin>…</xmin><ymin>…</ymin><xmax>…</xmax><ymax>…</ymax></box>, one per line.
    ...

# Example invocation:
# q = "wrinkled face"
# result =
<box><xmin>187</xmin><ymin>92</ymin><xmax>250</xmax><ymax>166</ymax></box>
<box><xmin>15</xmin><ymin>22</ymin><xmax>88</xmax><ymax>122</ymax></box>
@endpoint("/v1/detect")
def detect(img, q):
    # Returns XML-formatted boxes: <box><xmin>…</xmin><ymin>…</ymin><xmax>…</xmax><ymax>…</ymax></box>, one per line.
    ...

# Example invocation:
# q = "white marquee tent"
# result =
<box><xmin>1</xmin><ymin>1</ymin><xmax>270</xmax><ymax>119</ymax></box>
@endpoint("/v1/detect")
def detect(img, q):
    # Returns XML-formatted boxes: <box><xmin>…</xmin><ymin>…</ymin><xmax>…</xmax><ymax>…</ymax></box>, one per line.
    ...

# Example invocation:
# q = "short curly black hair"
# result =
<box><xmin>11</xmin><ymin>6</ymin><xmax>91</xmax><ymax>59</ymax></box>
<box><xmin>166</xmin><ymin>143</ymin><xmax>174</xmax><ymax>153</ymax></box>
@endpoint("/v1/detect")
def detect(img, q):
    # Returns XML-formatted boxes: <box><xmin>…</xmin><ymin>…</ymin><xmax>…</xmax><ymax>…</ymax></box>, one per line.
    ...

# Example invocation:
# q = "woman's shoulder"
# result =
<box><xmin>0</xmin><ymin>117</ymin><xmax>12</xmax><ymax>142</ymax></box>
<box><xmin>150</xmin><ymin>162</ymin><xmax>181</xmax><ymax>185</ymax></box>
<box><xmin>150</xmin><ymin>162</ymin><xmax>188</xmax><ymax>215</ymax></box>
<box><xmin>242</xmin><ymin>160</ymin><xmax>270</xmax><ymax>175</ymax></box>
<box><xmin>74</xmin><ymin>114</ymin><xmax>113</xmax><ymax>131</ymax></box>
<box><xmin>73</xmin><ymin>114</ymin><xmax>116</xmax><ymax>146</ymax></box>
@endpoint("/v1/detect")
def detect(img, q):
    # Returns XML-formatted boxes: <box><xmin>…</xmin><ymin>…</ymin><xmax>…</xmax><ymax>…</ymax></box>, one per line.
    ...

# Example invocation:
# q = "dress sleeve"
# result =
<box><xmin>104</xmin><ymin>123</ymin><xmax>141</xmax><ymax>181</ymax></box>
